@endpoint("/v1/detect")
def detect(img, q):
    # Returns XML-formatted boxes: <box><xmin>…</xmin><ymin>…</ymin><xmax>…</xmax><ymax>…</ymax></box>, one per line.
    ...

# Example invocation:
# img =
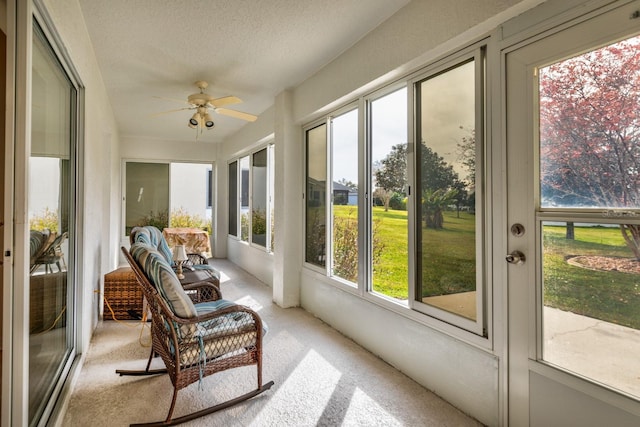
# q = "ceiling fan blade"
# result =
<box><xmin>151</xmin><ymin>107</ymin><xmax>193</xmax><ymax>117</ymax></box>
<box><xmin>153</xmin><ymin>95</ymin><xmax>191</xmax><ymax>105</ymax></box>
<box><xmin>216</xmin><ymin>108</ymin><xmax>258</xmax><ymax>122</ymax></box>
<box><xmin>210</xmin><ymin>96</ymin><xmax>242</xmax><ymax>107</ymax></box>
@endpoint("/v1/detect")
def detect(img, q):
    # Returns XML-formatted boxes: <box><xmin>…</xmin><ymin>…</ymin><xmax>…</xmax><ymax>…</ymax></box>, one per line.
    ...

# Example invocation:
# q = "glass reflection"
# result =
<box><xmin>418</xmin><ymin>60</ymin><xmax>477</xmax><ymax>320</ymax></box>
<box><xmin>125</xmin><ymin>162</ymin><xmax>169</xmax><ymax>235</ymax></box>
<box><xmin>306</xmin><ymin>124</ymin><xmax>327</xmax><ymax>266</ymax></box>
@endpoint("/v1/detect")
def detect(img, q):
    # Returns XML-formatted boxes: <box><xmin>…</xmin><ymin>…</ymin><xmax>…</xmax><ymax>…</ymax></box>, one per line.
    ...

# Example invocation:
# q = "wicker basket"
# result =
<box><xmin>103</xmin><ymin>267</ymin><xmax>143</xmax><ymax>320</ymax></box>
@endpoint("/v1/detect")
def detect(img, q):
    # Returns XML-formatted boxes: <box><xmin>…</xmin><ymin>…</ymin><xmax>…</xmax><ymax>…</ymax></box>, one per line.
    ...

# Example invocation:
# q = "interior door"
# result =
<box><xmin>506</xmin><ymin>2</ymin><xmax>640</xmax><ymax>425</ymax></box>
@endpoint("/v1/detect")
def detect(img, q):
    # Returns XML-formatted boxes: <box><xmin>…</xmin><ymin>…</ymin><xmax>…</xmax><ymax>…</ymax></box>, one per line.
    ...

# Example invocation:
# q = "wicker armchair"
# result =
<box><xmin>30</xmin><ymin>231</ymin><xmax>67</xmax><ymax>274</ymax></box>
<box><xmin>118</xmin><ymin>245</ymin><xmax>273</xmax><ymax>426</ymax></box>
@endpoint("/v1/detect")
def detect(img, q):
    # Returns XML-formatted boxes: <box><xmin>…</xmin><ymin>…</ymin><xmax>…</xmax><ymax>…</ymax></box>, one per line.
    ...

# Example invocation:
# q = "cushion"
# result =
<box><xmin>131</xmin><ymin>226</ymin><xmax>173</xmax><ymax>265</ymax></box>
<box><xmin>178</xmin><ymin>300</ymin><xmax>266</xmax><ymax>363</ymax></box>
<box><xmin>30</xmin><ymin>230</ymin><xmax>49</xmax><ymax>258</ymax></box>
<box><xmin>130</xmin><ymin>242</ymin><xmax>197</xmax><ymax>319</ymax></box>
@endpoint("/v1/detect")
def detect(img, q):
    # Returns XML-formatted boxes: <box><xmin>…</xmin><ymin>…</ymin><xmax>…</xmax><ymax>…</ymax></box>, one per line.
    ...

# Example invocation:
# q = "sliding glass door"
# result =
<box><xmin>124</xmin><ymin>161</ymin><xmax>213</xmax><ymax>255</ymax></box>
<box><xmin>29</xmin><ymin>20</ymin><xmax>78</xmax><ymax>425</ymax></box>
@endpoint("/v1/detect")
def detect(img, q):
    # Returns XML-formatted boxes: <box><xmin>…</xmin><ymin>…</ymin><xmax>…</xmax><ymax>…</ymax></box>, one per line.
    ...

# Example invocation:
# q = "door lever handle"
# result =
<box><xmin>506</xmin><ymin>250</ymin><xmax>526</xmax><ymax>265</ymax></box>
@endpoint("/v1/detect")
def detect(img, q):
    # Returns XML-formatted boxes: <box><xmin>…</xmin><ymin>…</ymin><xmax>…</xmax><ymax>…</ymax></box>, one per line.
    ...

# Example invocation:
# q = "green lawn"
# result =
<box><xmin>332</xmin><ymin>208</ymin><xmax>640</xmax><ymax>329</ymax></box>
<box><xmin>420</xmin><ymin>212</ymin><xmax>476</xmax><ymax>298</ymax></box>
<box><xmin>542</xmin><ymin>225</ymin><xmax>640</xmax><ymax>329</ymax></box>
<box><xmin>371</xmin><ymin>207</ymin><xmax>409</xmax><ymax>299</ymax></box>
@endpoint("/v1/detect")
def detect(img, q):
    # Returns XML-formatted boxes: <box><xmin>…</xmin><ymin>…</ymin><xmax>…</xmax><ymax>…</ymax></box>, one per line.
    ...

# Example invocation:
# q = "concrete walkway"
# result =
<box><xmin>544</xmin><ymin>306</ymin><xmax>640</xmax><ymax>398</ymax></box>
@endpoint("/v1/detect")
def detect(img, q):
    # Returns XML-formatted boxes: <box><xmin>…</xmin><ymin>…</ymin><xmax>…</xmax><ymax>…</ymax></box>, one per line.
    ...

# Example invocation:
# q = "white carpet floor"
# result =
<box><xmin>62</xmin><ymin>259</ymin><xmax>482</xmax><ymax>426</ymax></box>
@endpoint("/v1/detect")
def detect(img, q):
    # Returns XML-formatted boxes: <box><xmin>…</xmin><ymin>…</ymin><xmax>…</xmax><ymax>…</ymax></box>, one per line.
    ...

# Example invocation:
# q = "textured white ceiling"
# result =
<box><xmin>78</xmin><ymin>0</ymin><xmax>410</xmax><ymax>143</ymax></box>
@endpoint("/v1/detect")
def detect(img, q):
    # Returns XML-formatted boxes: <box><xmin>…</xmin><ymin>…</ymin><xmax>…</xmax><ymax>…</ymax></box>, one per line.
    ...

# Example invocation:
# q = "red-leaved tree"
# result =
<box><xmin>539</xmin><ymin>35</ymin><xmax>640</xmax><ymax>259</ymax></box>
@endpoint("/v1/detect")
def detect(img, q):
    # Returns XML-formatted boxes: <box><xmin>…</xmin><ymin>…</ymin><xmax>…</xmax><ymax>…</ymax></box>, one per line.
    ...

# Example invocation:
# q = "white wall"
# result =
<box><xmin>42</xmin><ymin>0</ymin><xmax>120</xmax><ymax>346</ymax></box>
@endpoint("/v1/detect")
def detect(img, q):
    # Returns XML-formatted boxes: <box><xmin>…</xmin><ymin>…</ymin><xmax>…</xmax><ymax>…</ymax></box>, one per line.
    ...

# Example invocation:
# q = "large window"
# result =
<box><xmin>229</xmin><ymin>144</ymin><xmax>275</xmax><ymax>251</ymax></box>
<box><xmin>304</xmin><ymin>44</ymin><xmax>487</xmax><ymax>337</ymax></box>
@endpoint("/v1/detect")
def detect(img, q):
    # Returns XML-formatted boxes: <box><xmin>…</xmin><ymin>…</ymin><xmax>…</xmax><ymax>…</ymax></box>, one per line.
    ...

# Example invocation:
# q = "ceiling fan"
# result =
<box><xmin>154</xmin><ymin>80</ymin><xmax>257</xmax><ymax>134</ymax></box>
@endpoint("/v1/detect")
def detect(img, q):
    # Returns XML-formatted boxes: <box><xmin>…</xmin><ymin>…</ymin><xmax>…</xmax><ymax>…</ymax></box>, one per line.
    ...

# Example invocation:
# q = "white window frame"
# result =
<box><xmin>228</xmin><ymin>142</ymin><xmax>275</xmax><ymax>253</ymax></box>
<box><xmin>302</xmin><ymin>40</ymin><xmax>494</xmax><ymax>347</ymax></box>
<box><xmin>408</xmin><ymin>43</ymin><xmax>488</xmax><ymax>337</ymax></box>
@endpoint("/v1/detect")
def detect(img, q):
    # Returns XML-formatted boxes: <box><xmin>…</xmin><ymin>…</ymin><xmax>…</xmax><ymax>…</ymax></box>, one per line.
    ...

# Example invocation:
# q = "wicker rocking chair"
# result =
<box><xmin>118</xmin><ymin>244</ymin><xmax>273</xmax><ymax>426</ymax></box>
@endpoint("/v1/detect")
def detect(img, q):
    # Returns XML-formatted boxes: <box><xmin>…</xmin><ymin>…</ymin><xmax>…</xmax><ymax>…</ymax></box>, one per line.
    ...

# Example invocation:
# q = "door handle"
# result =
<box><xmin>506</xmin><ymin>250</ymin><xmax>526</xmax><ymax>265</ymax></box>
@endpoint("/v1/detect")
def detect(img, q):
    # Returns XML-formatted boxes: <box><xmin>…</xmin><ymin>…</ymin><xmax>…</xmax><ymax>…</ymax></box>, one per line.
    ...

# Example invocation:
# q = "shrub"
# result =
<box><xmin>252</xmin><ymin>208</ymin><xmax>266</xmax><ymax>235</ymax></box>
<box><xmin>170</xmin><ymin>207</ymin><xmax>211</xmax><ymax>234</ymax></box>
<box><xmin>138</xmin><ymin>210</ymin><xmax>169</xmax><ymax>231</ymax></box>
<box><xmin>333</xmin><ymin>208</ymin><xmax>385</xmax><ymax>282</ymax></box>
<box><xmin>30</xmin><ymin>207</ymin><xmax>58</xmax><ymax>233</ymax></box>
<box><xmin>389</xmin><ymin>192</ymin><xmax>407</xmax><ymax>210</ymax></box>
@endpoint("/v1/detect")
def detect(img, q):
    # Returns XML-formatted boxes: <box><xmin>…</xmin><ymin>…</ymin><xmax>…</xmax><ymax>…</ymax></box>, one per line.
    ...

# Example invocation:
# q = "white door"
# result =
<box><xmin>506</xmin><ymin>2</ymin><xmax>640</xmax><ymax>425</ymax></box>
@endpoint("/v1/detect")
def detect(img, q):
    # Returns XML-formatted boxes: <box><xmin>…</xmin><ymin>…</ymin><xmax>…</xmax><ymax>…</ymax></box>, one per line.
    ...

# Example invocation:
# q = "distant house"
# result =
<box><xmin>333</xmin><ymin>182</ymin><xmax>357</xmax><ymax>205</ymax></box>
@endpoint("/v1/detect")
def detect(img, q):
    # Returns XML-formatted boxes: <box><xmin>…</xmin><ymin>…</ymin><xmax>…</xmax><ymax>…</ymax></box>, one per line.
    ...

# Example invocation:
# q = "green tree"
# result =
<box><xmin>423</xmin><ymin>188</ymin><xmax>458</xmax><ymax>229</ymax></box>
<box><xmin>539</xmin><ymin>36</ymin><xmax>640</xmax><ymax>258</ymax></box>
<box><xmin>419</xmin><ymin>143</ymin><xmax>462</xmax><ymax>228</ymax></box>
<box><xmin>456</xmin><ymin>127</ymin><xmax>476</xmax><ymax>188</ymax></box>
<box><xmin>420</xmin><ymin>144</ymin><xmax>459</xmax><ymax>193</ymax></box>
<box><xmin>375</xmin><ymin>144</ymin><xmax>407</xmax><ymax>211</ymax></box>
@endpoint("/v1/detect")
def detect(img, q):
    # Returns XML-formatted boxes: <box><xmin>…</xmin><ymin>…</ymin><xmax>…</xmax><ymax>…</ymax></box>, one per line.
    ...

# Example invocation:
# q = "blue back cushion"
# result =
<box><xmin>130</xmin><ymin>242</ymin><xmax>197</xmax><ymax>319</ymax></box>
<box><xmin>131</xmin><ymin>226</ymin><xmax>174</xmax><ymax>265</ymax></box>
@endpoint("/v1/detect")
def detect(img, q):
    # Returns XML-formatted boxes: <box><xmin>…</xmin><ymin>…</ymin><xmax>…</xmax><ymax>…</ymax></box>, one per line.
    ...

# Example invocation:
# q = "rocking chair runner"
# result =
<box><xmin>118</xmin><ymin>244</ymin><xmax>273</xmax><ymax>426</ymax></box>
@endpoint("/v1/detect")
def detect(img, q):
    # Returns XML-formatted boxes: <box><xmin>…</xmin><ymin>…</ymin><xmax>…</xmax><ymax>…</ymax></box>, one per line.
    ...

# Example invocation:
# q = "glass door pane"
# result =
<box><xmin>29</xmin><ymin>23</ymin><xmax>76</xmax><ymax>424</ymax></box>
<box><xmin>538</xmin><ymin>34</ymin><xmax>640</xmax><ymax>399</ymax></box>
<box><xmin>305</xmin><ymin>124</ymin><xmax>327</xmax><ymax>267</ymax></box>
<box><xmin>169</xmin><ymin>163</ymin><xmax>212</xmax><ymax>256</ymax></box>
<box><xmin>331</xmin><ymin>108</ymin><xmax>358</xmax><ymax>284</ymax></box>
<box><xmin>239</xmin><ymin>156</ymin><xmax>250</xmax><ymax>242</ymax></box>
<box><xmin>251</xmin><ymin>149</ymin><xmax>267</xmax><ymax>247</ymax></box>
<box><xmin>228</xmin><ymin>161</ymin><xmax>238</xmax><ymax>236</ymax></box>
<box><xmin>417</xmin><ymin>59</ymin><xmax>479</xmax><ymax>321</ymax></box>
<box><xmin>125</xmin><ymin>162</ymin><xmax>169</xmax><ymax>235</ymax></box>
<box><xmin>370</xmin><ymin>88</ymin><xmax>408</xmax><ymax>299</ymax></box>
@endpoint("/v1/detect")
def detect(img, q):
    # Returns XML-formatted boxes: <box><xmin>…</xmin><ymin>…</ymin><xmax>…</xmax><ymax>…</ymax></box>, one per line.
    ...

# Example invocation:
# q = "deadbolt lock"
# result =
<box><xmin>510</xmin><ymin>223</ymin><xmax>525</xmax><ymax>237</ymax></box>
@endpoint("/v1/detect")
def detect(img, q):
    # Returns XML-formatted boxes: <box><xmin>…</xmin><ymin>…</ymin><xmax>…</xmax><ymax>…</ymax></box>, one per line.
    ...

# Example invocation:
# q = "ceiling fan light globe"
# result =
<box><xmin>188</xmin><ymin>117</ymin><xmax>199</xmax><ymax>128</ymax></box>
<box><xmin>203</xmin><ymin>112</ymin><xmax>214</xmax><ymax>129</ymax></box>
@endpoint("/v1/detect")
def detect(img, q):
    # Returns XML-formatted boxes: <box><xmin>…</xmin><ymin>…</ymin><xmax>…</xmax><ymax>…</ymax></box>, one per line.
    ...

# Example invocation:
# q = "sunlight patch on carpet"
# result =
<box><xmin>251</xmin><ymin>349</ymin><xmax>341</xmax><ymax>425</ymax></box>
<box><xmin>344</xmin><ymin>388</ymin><xmax>402</xmax><ymax>426</ymax></box>
<box><xmin>235</xmin><ymin>295</ymin><xmax>263</xmax><ymax>312</ymax></box>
